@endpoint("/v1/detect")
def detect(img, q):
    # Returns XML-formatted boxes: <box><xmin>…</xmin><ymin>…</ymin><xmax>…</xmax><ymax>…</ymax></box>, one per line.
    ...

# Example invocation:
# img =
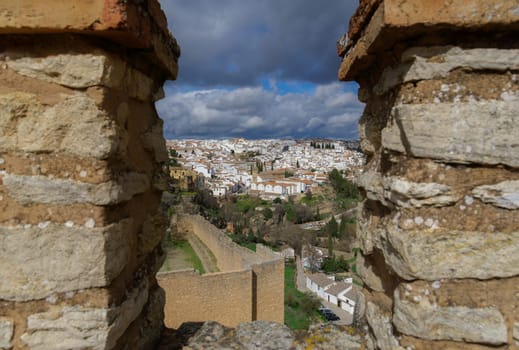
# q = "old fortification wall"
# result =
<box><xmin>158</xmin><ymin>269</ymin><xmax>253</xmax><ymax>329</ymax></box>
<box><xmin>339</xmin><ymin>1</ymin><xmax>519</xmax><ymax>349</ymax></box>
<box><xmin>158</xmin><ymin>214</ymin><xmax>284</xmax><ymax>328</ymax></box>
<box><xmin>0</xmin><ymin>1</ymin><xmax>179</xmax><ymax>349</ymax></box>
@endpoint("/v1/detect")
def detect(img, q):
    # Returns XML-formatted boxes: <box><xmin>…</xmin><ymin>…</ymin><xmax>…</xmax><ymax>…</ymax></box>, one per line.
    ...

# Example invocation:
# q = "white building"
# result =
<box><xmin>323</xmin><ymin>281</ymin><xmax>356</xmax><ymax>314</ymax></box>
<box><xmin>306</xmin><ymin>274</ymin><xmax>356</xmax><ymax>315</ymax></box>
<box><xmin>306</xmin><ymin>273</ymin><xmax>335</xmax><ymax>299</ymax></box>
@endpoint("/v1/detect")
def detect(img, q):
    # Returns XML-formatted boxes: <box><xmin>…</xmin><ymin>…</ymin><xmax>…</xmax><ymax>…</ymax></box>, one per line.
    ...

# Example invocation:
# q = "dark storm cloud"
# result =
<box><xmin>159</xmin><ymin>0</ymin><xmax>357</xmax><ymax>86</ymax></box>
<box><xmin>156</xmin><ymin>1</ymin><xmax>363</xmax><ymax>139</ymax></box>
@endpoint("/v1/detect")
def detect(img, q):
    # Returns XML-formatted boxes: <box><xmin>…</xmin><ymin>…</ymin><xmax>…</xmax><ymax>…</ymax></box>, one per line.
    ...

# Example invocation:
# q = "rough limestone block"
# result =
<box><xmin>21</xmin><ymin>278</ymin><xmax>149</xmax><ymax>350</ymax></box>
<box><xmin>0</xmin><ymin>0</ymin><xmax>180</xmax><ymax>79</ymax></box>
<box><xmin>357</xmin><ymin>169</ymin><xmax>386</xmax><ymax>205</ymax></box>
<box><xmin>134</xmin><ymin>287</ymin><xmax>165</xmax><ymax>350</ymax></box>
<box><xmin>514</xmin><ymin>322</ymin><xmax>519</xmax><ymax>346</ymax></box>
<box><xmin>236</xmin><ymin>321</ymin><xmax>295</xmax><ymax>350</ymax></box>
<box><xmin>3</xmin><ymin>52</ymin><xmax>156</xmax><ymax>101</ymax></box>
<box><xmin>0</xmin><ymin>317</ymin><xmax>13</xmax><ymax>349</ymax></box>
<box><xmin>366</xmin><ymin>302</ymin><xmax>404</xmax><ymax>350</ymax></box>
<box><xmin>472</xmin><ymin>180</ymin><xmax>519</xmax><ymax>210</ymax></box>
<box><xmin>393</xmin><ymin>290</ymin><xmax>508</xmax><ymax>345</ymax></box>
<box><xmin>138</xmin><ymin>213</ymin><xmax>167</xmax><ymax>257</ymax></box>
<box><xmin>0</xmin><ymin>92</ymin><xmax>118</xmax><ymax>159</ymax></box>
<box><xmin>382</xmin><ymin>177</ymin><xmax>459</xmax><ymax>208</ymax></box>
<box><xmin>382</xmin><ymin>100</ymin><xmax>519</xmax><ymax>168</ymax></box>
<box><xmin>339</xmin><ymin>0</ymin><xmax>519</xmax><ymax>81</ymax></box>
<box><xmin>375</xmin><ymin>47</ymin><xmax>519</xmax><ymax>94</ymax></box>
<box><xmin>356</xmin><ymin>253</ymin><xmax>385</xmax><ymax>292</ymax></box>
<box><xmin>358</xmin><ymin>171</ymin><xmax>459</xmax><ymax>208</ymax></box>
<box><xmin>0</xmin><ymin>219</ymin><xmax>131</xmax><ymax>301</ymax></box>
<box><xmin>3</xmin><ymin>172</ymin><xmax>150</xmax><ymax>205</ymax></box>
<box><xmin>382</xmin><ymin>226</ymin><xmax>519</xmax><ymax>280</ymax></box>
<box><xmin>141</xmin><ymin>119</ymin><xmax>169</xmax><ymax>163</ymax></box>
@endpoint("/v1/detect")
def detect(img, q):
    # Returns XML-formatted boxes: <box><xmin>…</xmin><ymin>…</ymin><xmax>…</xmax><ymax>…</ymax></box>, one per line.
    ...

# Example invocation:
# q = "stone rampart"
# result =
<box><xmin>339</xmin><ymin>1</ymin><xmax>519</xmax><ymax>349</ymax></box>
<box><xmin>158</xmin><ymin>214</ymin><xmax>284</xmax><ymax>328</ymax></box>
<box><xmin>0</xmin><ymin>1</ymin><xmax>179</xmax><ymax>349</ymax></box>
<box><xmin>158</xmin><ymin>269</ymin><xmax>253</xmax><ymax>329</ymax></box>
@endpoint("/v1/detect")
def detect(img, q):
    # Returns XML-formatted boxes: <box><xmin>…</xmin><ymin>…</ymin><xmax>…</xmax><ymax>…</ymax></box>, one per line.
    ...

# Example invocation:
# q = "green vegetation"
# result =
<box><xmin>299</xmin><ymin>191</ymin><xmax>323</xmax><ymax>206</ymax></box>
<box><xmin>284</xmin><ymin>262</ymin><xmax>321</xmax><ymax>330</ymax></box>
<box><xmin>282</xmin><ymin>201</ymin><xmax>316</xmax><ymax>224</ymax></box>
<box><xmin>328</xmin><ymin>168</ymin><xmax>359</xmax><ymax>208</ymax></box>
<box><xmin>227</xmin><ymin>233</ymin><xmax>258</xmax><ymax>251</ymax></box>
<box><xmin>235</xmin><ymin>195</ymin><xmax>259</xmax><ymax>213</ymax></box>
<box><xmin>321</xmin><ymin>255</ymin><xmax>350</xmax><ymax>274</ymax></box>
<box><xmin>262</xmin><ymin>207</ymin><xmax>273</xmax><ymax>220</ymax></box>
<box><xmin>167</xmin><ymin>148</ymin><xmax>180</xmax><ymax>167</ymax></box>
<box><xmin>164</xmin><ymin>239</ymin><xmax>206</xmax><ymax>274</ymax></box>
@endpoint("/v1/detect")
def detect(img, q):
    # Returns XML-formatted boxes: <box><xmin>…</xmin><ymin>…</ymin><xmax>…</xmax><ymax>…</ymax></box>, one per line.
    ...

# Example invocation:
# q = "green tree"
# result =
<box><xmin>328</xmin><ymin>232</ymin><xmax>334</xmax><ymax>257</ymax></box>
<box><xmin>339</xmin><ymin>214</ymin><xmax>347</xmax><ymax>238</ymax></box>
<box><xmin>326</xmin><ymin>215</ymin><xmax>338</xmax><ymax>238</ymax></box>
<box><xmin>263</xmin><ymin>207</ymin><xmax>273</xmax><ymax>220</ymax></box>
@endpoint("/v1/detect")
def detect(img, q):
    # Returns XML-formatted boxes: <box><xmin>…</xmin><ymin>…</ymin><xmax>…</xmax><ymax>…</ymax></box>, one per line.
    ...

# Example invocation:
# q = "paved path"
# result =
<box><xmin>187</xmin><ymin>233</ymin><xmax>219</xmax><ymax>273</ymax></box>
<box><xmin>295</xmin><ymin>255</ymin><xmax>353</xmax><ymax>325</ymax></box>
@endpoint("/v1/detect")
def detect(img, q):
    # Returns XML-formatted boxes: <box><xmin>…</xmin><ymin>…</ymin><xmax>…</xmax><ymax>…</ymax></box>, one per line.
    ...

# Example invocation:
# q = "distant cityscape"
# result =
<box><xmin>166</xmin><ymin>138</ymin><xmax>365</xmax><ymax>199</ymax></box>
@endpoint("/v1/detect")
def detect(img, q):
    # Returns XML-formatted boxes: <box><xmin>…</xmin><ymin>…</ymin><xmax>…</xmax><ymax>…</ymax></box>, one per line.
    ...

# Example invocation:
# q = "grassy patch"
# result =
<box><xmin>172</xmin><ymin>240</ymin><xmax>206</xmax><ymax>274</ymax></box>
<box><xmin>284</xmin><ymin>263</ymin><xmax>321</xmax><ymax>330</ymax></box>
<box><xmin>227</xmin><ymin>233</ymin><xmax>257</xmax><ymax>251</ymax></box>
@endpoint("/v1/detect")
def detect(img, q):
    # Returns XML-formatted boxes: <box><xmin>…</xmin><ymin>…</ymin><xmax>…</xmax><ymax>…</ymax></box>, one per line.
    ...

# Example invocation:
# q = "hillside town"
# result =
<box><xmin>166</xmin><ymin>138</ymin><xmax>364</xmax><ymax>198</ymax></box>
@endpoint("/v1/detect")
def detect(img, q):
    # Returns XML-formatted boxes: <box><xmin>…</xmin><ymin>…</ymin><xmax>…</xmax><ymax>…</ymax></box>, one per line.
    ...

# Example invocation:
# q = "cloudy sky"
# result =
<box><xmin>157</xmin><ymin>0</ymin><xmax>362</xmax><ymax>140</ymax></box>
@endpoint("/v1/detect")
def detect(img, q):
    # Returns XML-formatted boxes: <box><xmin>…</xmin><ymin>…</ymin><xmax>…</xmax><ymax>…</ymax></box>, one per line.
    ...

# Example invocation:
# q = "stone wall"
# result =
<box><xmin>158</xmin><ymin>215</ymin><xmax>285</xmax><ymax>328</ymax></box>
<box><xmin>0</xmin><ymin>1</ymin><xmax>179</xmax><ymax>349</ymax></box>
<box><xmin>158</xmin><ymin>269</ymin><xmax>253</xmax><ymax>329</ymax></box>
<box><xmin>339</xmin><ymin>1</ymin><xmax>519</xmax><ymax>349</ymax></box>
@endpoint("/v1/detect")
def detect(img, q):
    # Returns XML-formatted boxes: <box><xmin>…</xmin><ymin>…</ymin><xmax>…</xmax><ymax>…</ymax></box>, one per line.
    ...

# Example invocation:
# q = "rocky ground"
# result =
<box><xmin>159</xmin><ymin>321</ymin><xmax>363</xmax><ymax>350</ymax></box>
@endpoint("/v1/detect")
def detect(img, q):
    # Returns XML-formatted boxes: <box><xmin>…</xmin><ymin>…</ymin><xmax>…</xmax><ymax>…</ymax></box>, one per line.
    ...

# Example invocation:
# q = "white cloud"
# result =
<box><xmin>157</xmin><ymin>82</ymin><xmax>364</xmax><ymax>139</ymax></box>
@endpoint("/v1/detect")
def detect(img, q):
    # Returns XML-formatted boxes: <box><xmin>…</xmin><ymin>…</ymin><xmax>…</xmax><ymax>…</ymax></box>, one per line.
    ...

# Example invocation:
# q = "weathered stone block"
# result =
<box><xmin>382</xmin><ymin>101</ymin><xmax>519</xmax><ymax>168</ymax></box>
<box><xmin>3</xmin><ymin>172</ymin><xmax>150</xmax><ymax>205</ymax></box>
<box><xmin>383</xmin><ymin>177</ymin><xmax>458</xmax><ymax>208</ymax></box>
<box><xmin>138</xmin><ymin>213</ymin><xmax>167</xmax><ymax>257</ymax></box>
<box><xmin>375</xmin><ymin>47</ymin><xmax>519</xmax><ymax>94</ymax></box>
<box><xmin>0</xmin><ymin>0</ymin><xmax>180</xmax><ymax>79</ymax></box>
<box><xmin>356</xmin><ymin>253</ymin><xmax>384</xmax><ymax>292</ymax></box>
<box><xmin>0</xmin><ymin>92</ymin><xmax>118</xmax><ymax>159</ymax></box>
<box><xmin>236</xmin><ymin>321</ymin><xmax>294</xmax><ymax>350</ymax></box>
<box><xmin>3</xmin><ymin>52</ymin><xmax>156</xmax><ymax>101</ymax></box>
<box><xmin>393</xmin><ymin>289</ymin><xmax>508</xmax><ymax>345</ymax></box>
<box><xmin>366</xmin><ymin>302</ymin><xmax>404</xmax><ymax>350</ymax></box>
<box><xmin>141</xmin><ymin>119</ymin><xmax>168</xmax><ymax>163</ymax></box>
<box><xmin>339</xmin><ymin>0</ymin><xmax>519</xmax><ymax>81</ymax></box>
<box><xmin>473</xmin><ymin>180</ymin><xmax>519</xmax><ymax>210</ymax></box>
<box><xmin>514</xmin><ymin>322</ymin><xmax>519</xmax><ymax>346</ymax></box>
<box><xmin>134</xmin><ymin>286</ymin><xmax>165</xmax><ymax>350</ymax></box>
<box><xmin>382</xmin><ymin>226</ymin><xmax>519</xmax><ymax>280</ymax></box>
<box><xmin>0</xmin><ymin>317</ymin><xmax>13</xmax><ymax>349</ymax></box>
<box><xmin>357</xmin><ymin>169</ymin><xmax>386</xmax><ymax>205</ymax></box>
<box><xmin>358</xmin><ymin>171</ymin><xmax>459</xmax><ymax>208</ymax></box>
<box><xmin>0</xmin><ymin>219</ymin><xmax>131</xmax><ymax>301</ymax></box>
<box><xmin>21</xmin><ymin>278</ymin><xmax>149</xmax><ymax>350</ymax></box>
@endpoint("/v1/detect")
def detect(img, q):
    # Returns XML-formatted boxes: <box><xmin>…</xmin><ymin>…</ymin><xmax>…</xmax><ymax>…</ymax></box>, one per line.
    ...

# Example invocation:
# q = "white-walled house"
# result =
<box><xmin>306</xmin><ymin>273</ymin><xmax>335</xmax><ymax>300</ymax></box>
<box><xmin>323</xmin><ymin>281</ymin><xmax>356</xmax><ymax>314</ymax></box>
<box><xmin>306</xmin><ymin>274</ymin><xmax>357</xmax><ymax>315</ymax></box>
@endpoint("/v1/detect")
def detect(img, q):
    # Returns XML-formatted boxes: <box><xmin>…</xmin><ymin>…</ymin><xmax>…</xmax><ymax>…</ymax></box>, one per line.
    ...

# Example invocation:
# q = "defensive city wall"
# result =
<box><xmin>0</xmin><ymin>1</ymin><xmax>179</xmax><ymax>349</ymax></box>
<box><xmin>339</xmin><ymin>0</ymin><xmax>519</xmax><ymax>349</ymax></box>
<box><xmin>158</xmin><ymin>214</ymin><xmax>284</xmax><ymax>329</ymax></box>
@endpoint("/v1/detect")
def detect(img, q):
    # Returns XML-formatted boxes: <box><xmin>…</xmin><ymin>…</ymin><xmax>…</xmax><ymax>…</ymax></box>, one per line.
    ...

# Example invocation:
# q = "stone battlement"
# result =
<box><xmin>339</xmin><ymin>1</ymin><xmax>519</xmax><ymax>349</ymax></box>
<box><xmin>0</xmin><ymin>1</ymin><xmax>179</xmax><ymax>349</ymax></box>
